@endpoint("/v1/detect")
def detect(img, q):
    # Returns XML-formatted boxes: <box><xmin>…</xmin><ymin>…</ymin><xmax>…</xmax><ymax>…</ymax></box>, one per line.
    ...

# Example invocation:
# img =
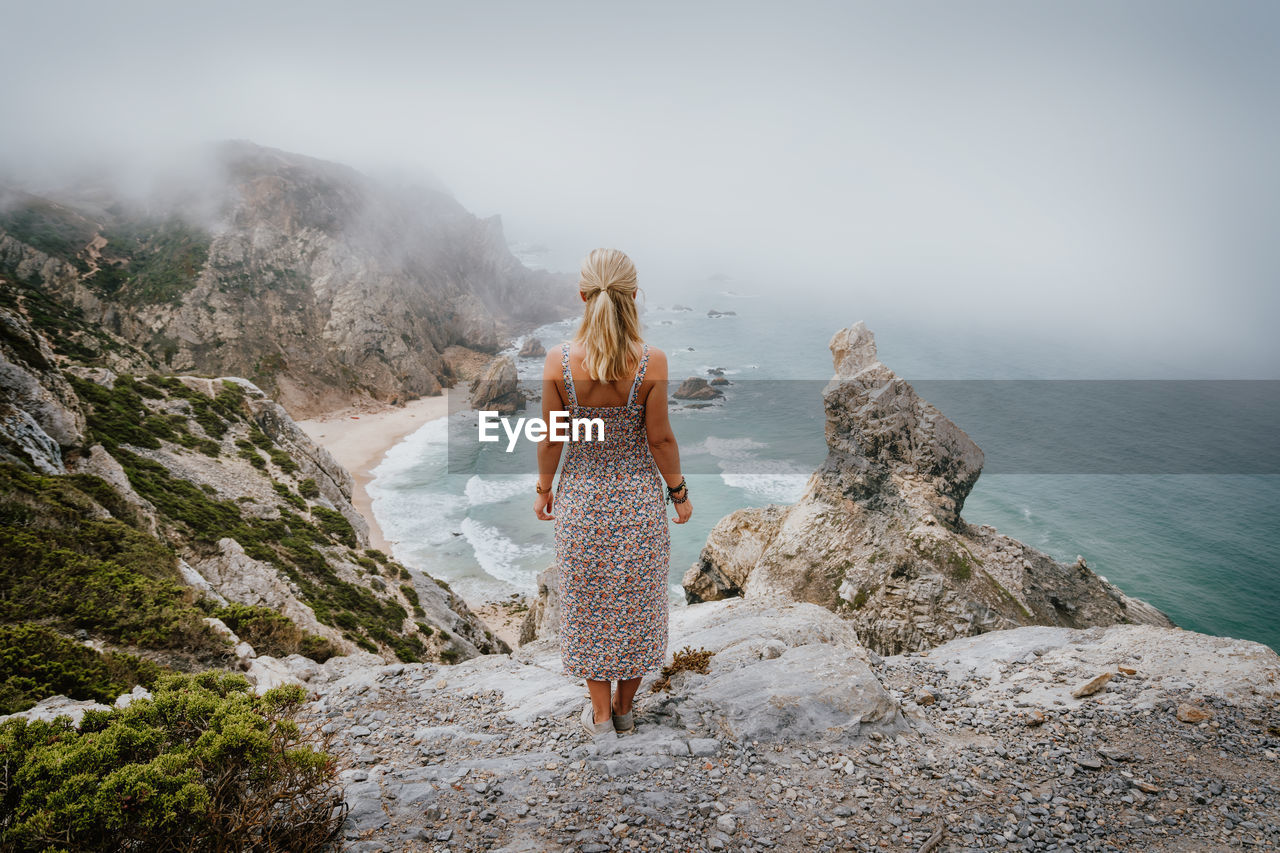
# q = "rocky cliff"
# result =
<box><xmin>0</xmin><ymin>140</ymin><xmax>576</xmax><ymax>419</ymax></box>
<box><xmin>683</xmin><ymin>322</ymin><xmax>1175</xmax><ymax>656</ymax></box>
<box><xmin>0</xmin><ymin>295</ymin><xmax>504</xmax><ymax>715</ymax></box>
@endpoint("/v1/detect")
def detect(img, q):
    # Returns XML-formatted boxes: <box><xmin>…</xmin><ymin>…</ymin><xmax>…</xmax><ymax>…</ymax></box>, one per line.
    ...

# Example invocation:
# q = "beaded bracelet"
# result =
<box><xmin>666</xmin><ymin>477</ymin><xmax>688</xmax><ymax>504</ymax></box>
<box><xmin>535</xmin><ymin>482</ymin><xmax>552</xmax><ymax>495</ymax></box>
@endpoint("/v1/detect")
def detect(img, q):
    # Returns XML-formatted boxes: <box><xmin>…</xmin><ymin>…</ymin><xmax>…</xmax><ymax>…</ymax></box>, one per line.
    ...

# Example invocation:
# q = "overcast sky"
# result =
<box><xmin>2</xmin><ymin>1</ymin><xmax>1277</xmax><ymax>371</ymax></box>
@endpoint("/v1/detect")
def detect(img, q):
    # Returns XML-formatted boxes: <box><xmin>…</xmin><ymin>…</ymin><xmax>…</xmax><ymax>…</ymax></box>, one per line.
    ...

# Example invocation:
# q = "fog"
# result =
<box><xmin>2</xmin><ymin>0</ymin><xmax>1277</xmax><ymax>373</ymax></box>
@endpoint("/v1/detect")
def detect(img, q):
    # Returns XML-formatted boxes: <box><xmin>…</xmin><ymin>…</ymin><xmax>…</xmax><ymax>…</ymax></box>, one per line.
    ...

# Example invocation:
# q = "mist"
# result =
<box><xmin>2</xmin><ymin>0</ymin><xmax>1277</xmax><ymax>374</ymax></box>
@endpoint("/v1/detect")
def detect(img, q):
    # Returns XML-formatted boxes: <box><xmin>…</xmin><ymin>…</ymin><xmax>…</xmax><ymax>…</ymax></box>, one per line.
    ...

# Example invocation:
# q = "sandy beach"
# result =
<box><xmin>295</xmin><ymin>392</ymin><xmax>529</xmax><ymax>649</ymax></box>
<box><xmin>295</xmin><ymin>395</ymin><xmax>449</xmax><ymax>554</ymax></box>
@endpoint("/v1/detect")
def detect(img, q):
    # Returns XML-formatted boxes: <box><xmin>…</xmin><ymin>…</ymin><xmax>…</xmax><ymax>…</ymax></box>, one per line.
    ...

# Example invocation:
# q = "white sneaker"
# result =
<box><xmin>580</xmin><ymin>701</ymin><xmax>617</xmax><ymax>741</ymax></box>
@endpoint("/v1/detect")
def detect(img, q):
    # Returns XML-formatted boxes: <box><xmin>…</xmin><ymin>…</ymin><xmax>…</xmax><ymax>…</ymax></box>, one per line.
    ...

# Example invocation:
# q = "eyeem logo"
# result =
<box><xmin>477</xmin><ymin>410</ymin><xmax>605</xmax><ymax>452</ymax></box>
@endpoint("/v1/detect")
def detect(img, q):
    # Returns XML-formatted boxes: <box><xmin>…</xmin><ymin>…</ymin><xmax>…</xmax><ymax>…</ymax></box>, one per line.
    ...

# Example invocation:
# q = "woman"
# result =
<box><xmin>534</xmin><ymin>247</ymin><xmax>693</xmax><ymax>742</ymax></box>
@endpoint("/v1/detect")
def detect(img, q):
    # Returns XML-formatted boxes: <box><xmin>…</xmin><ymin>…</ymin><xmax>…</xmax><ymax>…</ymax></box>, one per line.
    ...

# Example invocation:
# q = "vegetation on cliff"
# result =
<box><xmin>0</xmin><ymin>672</ymin><xmax>344</xmax><ymax>852</ymax></box>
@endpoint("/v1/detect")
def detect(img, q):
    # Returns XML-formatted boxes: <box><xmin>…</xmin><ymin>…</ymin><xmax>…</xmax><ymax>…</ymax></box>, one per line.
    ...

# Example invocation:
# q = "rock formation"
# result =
<box><xmin>673</xmin><ymin>376</ymin><xmax>724</xmax><ymax>401</ymax></box>
<box><xmin>683</xmin><ymin>322</ymin><xmax>1175</xmax><ymax>655</ymax></box>
<box><xmin>470</xmin><ymin>355</ymin><xmax>523</xmax><ymax>414</ymax></box>
<box><xmin>518</xmin><ymin>337</ymin><xmax>546</xmax><ymax>358</ymax></box>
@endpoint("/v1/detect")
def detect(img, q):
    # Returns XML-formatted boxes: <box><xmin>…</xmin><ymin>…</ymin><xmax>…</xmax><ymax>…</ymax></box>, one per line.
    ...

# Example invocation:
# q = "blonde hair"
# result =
<box><xmin>574</xmin><ymin>248</ymin><xmax>642</xmax><ymax>382</ymax></box>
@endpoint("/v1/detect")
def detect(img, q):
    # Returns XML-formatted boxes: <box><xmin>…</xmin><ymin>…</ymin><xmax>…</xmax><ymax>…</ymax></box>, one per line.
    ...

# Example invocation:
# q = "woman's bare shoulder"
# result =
<box><xmin>541</xmin><ymin>345</ymin><xmax>564</xmax><ymax>377</ymax></box>
<box><xmin>643</xmin><ymin>345</ymin><xmax>668</xmax><ymax>377</ymax></box>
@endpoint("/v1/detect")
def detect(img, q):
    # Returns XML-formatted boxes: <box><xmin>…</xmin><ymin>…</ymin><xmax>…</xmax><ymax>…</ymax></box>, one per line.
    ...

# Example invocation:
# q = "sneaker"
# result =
<box><xmin>580</xmin><ymin>701</ymin><xmax>617</xmax><ymax>741</ymax></box>
<box><xmin>611</xmin><ymin>707</ymin><xmax>635</xmax><ymax>734</ymax></box>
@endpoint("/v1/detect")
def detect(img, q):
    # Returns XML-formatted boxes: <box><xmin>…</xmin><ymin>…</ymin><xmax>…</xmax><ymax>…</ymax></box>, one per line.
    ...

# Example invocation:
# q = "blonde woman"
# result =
<box><xmin>534</xmin><ymin>248</ymin><xmax>693</xmax><ymax>741</ymax></box>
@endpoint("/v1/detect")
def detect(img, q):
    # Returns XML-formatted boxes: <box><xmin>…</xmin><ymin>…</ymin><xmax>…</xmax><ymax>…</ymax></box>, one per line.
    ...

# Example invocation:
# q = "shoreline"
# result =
<box><xmin>295</xmin><ymin>392</ymin><xmax>529</xmax><ymax>650</ymax></box>
<box><xmin>295</xmin><ymin>395</ymin><xmax>450</xmax><ymax>555</ymax></box>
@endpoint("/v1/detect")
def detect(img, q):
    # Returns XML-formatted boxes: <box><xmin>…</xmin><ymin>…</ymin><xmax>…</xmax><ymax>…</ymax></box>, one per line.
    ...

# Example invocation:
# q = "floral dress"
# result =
<box><xmin>554</xmin><ymin>341</ymin><xmax>670</xmax><ymax>680</ymax></box>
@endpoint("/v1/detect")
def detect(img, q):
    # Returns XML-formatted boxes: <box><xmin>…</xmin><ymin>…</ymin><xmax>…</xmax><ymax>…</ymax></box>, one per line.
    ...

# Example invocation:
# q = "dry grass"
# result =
<box><xmin>650</xmin><ymin>645</ymin><xmax>714</xmax><ymax>693</ymax></box>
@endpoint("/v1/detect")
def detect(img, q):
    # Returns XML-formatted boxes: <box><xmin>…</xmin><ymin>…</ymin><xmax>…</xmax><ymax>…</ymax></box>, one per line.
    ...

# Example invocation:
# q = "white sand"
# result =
<box><xmin>295</xmin><ymin>394</ymin><xmax>449</xmax><ymax>554</ymax></box>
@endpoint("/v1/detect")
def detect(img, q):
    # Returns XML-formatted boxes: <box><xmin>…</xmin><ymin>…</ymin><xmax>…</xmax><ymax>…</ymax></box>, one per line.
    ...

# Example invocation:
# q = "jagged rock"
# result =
<box><xmin>518</xmin><ymin>565</ymin><xmax>560</xmax><ymax>645</ymax></box>
<box><xmin>193</xmin><ymin>537</ymin><xmax>351</xmax><ymax>651</ymax></box>
<box><xmin>683</xmin><ymin>505</ymin><xmax>788</xmax><ymax>603</ymax></box>
<box><xmin>672</xmin><ymin>377</ymin><xmax>723</xmax><ymax>401</ymax></box>
<box><xmin>243</xmin><ymin>655</ymin><xmax>305</xmax><ymax>694</ymax></box>
<box><xmin>470</xmin><ymin>355</ymin><xmax>523</xmax><ymax>414</ymax></box>
<box><xmin>0</xmin><ymin>307</ymin><xmax>86</xmax><ymax>472</ymax></box>
<box><xmin>518</xmin><ymin>337</ymin><xmax>546</xmax><ymax>358</ymax></box>
<box><xmin>685</xmin><ymin>322</ymin><xmax>1175</xmax><ymax>656</ymax></box>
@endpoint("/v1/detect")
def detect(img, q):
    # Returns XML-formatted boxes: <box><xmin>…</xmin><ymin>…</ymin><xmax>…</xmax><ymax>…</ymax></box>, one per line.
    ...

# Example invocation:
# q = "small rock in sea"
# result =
<box><xmin>707</xmin><ymin>309</ymin><xmax>737</xmax><ymax>317</ymax></box>
<box><xmin>673</xmin><ymin>377</ymin><xmax>724</xmax><ymax>401</ymax></box>
<box><xmin>518</xmin><ymin>338</ymin><xmax>546</xmax><ymax>358</ymax></box>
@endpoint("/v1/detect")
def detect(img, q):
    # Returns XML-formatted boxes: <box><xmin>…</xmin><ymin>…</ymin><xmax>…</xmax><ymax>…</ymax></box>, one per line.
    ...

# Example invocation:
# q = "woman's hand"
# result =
<box><xmin>534</xmin><ymin>489</ymin><xmax>555</xmax><ymax>520</ymax></box>
<box><xmin>672</xmin><ymin>497</ymin><xmax>692</xmax><ymax>524</ymax></box>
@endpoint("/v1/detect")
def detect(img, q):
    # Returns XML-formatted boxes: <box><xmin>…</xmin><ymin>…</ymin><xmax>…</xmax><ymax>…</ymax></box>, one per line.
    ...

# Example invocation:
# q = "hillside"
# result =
<box><xmin>0</xmin><ymin>290</ymin><xmax>505</xmax><ymax>717</ymax></box>
<box><xmin>0</xmin><ymin>140</ymin><xmax>575</xmax><ymax>418</ymax></box>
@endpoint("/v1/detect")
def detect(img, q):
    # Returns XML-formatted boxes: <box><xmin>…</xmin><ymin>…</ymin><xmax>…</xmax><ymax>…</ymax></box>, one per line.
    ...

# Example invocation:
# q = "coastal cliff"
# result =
<box><xmin>0</xmin><ymin>295</ymin><xmax>504</xmax><ymax>717</ymax></box>
<box><xmin>682</xmin><ymin>322</ymin><xmax>1175</xmax><ymax>655</ymax></box>
<box><xmin>0</xmin><ymin>140</ymin><xmax>576</xmax><ymax>419</ymax></box>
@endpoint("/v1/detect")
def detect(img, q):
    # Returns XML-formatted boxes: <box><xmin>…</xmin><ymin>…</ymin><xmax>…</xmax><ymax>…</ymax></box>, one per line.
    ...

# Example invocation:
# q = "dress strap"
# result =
<box><xmin>560</xmin><ymin>342</ymin><xmax>578</xmax><ymax>408</ymax></box>
<box><xmin>626</xmin><ymin>343</ymin><xmax>651</xmax><ymax>407</ymax></box>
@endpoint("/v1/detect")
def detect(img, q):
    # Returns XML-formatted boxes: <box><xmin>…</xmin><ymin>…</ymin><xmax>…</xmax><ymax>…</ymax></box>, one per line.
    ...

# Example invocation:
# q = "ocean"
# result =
<box><xmin>367</xmin><ymin>282</ymin><xmax>1280</xmax><ymax>653</ymax></box>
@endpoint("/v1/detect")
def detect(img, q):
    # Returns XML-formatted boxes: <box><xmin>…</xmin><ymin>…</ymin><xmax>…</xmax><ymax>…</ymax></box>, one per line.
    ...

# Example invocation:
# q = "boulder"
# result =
<box><xmin>470</xmin><ymin>355</ymin><xmax>524</xmax><ymax>414</ymax></box>
<box><xmin>518</xmin><ymin>337</ymin><xmax>546</xmax><ymax>358</ymax></box>
<box><xmin>672</xmin><ymin>377</ymin><xmax>723</xmax><ymax>401</ymax></box>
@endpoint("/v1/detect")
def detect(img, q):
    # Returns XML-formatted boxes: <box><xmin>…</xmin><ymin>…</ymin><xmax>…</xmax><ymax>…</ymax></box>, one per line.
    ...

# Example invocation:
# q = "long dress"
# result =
<box><xmin>554</xmin><ymin>341</ymin><xmax>670</xmax><ymax>681</ymax></box>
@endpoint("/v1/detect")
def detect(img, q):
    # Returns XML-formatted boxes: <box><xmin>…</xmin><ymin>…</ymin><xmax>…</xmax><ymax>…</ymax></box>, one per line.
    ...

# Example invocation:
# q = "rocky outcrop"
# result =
<box><xmin>0</xmin><ymin>141</ymin><xmax>576</xmax><ymax>420</ymax></box>
<box><xmin>672</xmin><ymin>376</ymin><xmax>723</xmax><ymax>401</ymax></box>
<box><xmin>517</xmin><ymin>565</ymin><xmax>560</xmax><ymax>645</ymax></box>
<box><xmin>0</xmin><ymin>308</ymin><xmax>85</xmax><ymax>472</ymax></box>
<box><xmin>684</xmin><ymin>322</ymin><xmax>1175</xmax><ymax>656</ymax></box>
<box><xmin>470</xmin><ymin>355</ymin><xmax>523</xmax><ymax>414</ymax></box>
<box><xmin>518</xmin><ymin>337</ymin><xmax>545</xmax><ymax>358</ymax></box>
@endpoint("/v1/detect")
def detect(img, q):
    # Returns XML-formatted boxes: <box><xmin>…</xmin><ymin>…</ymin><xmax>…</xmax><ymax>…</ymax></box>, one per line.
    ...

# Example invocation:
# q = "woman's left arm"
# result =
<box><xmin>535</xmin><ymin>349</ymin><xmax>565</xmax><ymax>520</ymax></box>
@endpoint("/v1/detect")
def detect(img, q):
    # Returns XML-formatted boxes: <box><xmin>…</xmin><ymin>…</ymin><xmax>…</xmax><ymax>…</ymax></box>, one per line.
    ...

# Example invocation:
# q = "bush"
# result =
<box><xmin>211</xmin><ymin>603</ymin><xmax>339</xmax><ymax>664</ymax></box>
<box><xmin>0</xmin><ymin>671</ymin><xmax>346</xmax><ymax>852</ymax></box>
<box><xmin>0</xmin><ymin>623</ymin><xmax>166</xmax><ymax>716</ymax></box>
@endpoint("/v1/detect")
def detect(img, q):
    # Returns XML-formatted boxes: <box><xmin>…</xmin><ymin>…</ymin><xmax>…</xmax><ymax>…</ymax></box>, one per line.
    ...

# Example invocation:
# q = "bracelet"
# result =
<box><xmin>666</xmin><ymin>477</ymin><xmax>688</xmax><ymax>504</ymax></box>
<box><xmin>535</xmin><ymin>482</ymin><xmax>552</xmax><ymax>495</ymax></box>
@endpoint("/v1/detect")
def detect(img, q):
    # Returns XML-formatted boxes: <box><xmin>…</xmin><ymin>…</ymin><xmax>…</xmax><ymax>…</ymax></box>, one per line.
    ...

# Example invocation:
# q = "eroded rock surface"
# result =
<box><xmin>685</xmin><ymin>322</ymin><xmax>1175</xmax><ymax>656</ymax></box>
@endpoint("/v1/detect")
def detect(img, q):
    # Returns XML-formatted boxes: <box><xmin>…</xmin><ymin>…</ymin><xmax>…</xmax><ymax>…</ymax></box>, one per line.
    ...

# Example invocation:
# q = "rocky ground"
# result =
<box><xmin>278</xmin><ymin>600</ymin><xmax>1280</xmax><ymax>853</ymax></box>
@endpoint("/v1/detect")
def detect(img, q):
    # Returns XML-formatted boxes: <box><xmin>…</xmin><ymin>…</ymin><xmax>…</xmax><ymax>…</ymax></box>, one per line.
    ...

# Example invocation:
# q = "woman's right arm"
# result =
<box><xmin>643</xmin><ymin>348</ymin><xmax>692</xmax><ymax>524</ymax></box>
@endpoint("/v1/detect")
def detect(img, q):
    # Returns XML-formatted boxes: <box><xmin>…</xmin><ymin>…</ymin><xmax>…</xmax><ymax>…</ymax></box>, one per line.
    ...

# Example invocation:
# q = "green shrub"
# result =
<box><xmin>310</xmin><ymin>506</ymin><xmax>356</xmax><ymax>548</ymax></box>
<box><xmin>273</xmin><ymin>481</ymin><xmax>306</xmax><ymax>510</ymax></box>
<box><xmin>0</xmin><ymin>463</ymin><xmax>226</xmax><ymax>659</ymax></box>
<box><xmin>0</xmin><ymin>671</ymin><xmax>345</xmax><ymax>851</ymax></box>
<box><xmin>211</xmin><ymin>603</ymin><xmax>339</xmax><ymax>663</ymax></box>
<box><xmin>297</xmin><ymin>478</ymin><xmax>320</xmax><ymax>498</ymax></box>
<box><xmin>0</xmin><ymin>623</ymin><xmax>166</xmax><ymax>716</ymax></box>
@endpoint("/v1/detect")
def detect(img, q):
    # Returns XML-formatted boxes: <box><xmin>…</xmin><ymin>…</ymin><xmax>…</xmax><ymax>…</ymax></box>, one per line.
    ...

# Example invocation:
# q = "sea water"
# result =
<box><xmin>368</xmin><ymin>284</ymin><xmax>1280</xmax><ymax>652</ymax></box>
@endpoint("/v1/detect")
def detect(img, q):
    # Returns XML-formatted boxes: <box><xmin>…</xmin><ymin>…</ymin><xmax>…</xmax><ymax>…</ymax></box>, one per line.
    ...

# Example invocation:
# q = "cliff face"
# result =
<box><xmin>684</xmin><ymin>322</ymin><xmax>1175</xmax><ymax>656</ymax></box>
<box><xmin>0</xmin><ymin>296</ymin><xmax>504</xmax><ymax>712</ymax></box>
<box><xmin>0</xmin><ymin>141</ymin><xmax>576</xmax><ymax>419</ymax></box>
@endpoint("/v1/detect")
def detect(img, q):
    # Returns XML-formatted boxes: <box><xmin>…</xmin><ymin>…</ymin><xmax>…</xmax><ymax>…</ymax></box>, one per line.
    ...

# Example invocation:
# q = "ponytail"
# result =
<box><xmin>574</xmin><ymin>248</ymin><xmax>642</xmax><ymax>382</ymax></box>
